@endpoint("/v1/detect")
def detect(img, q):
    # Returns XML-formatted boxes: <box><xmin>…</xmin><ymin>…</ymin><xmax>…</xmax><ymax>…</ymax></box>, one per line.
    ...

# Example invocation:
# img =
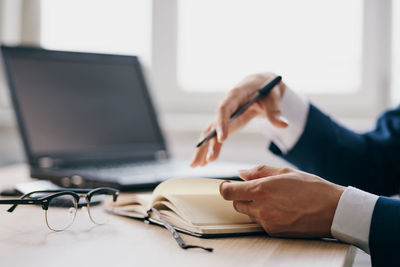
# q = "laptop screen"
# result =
<box><xmin>2</xmin><ymin>46</ymin><xmax>166</xmax><ymax>166</ymax></box>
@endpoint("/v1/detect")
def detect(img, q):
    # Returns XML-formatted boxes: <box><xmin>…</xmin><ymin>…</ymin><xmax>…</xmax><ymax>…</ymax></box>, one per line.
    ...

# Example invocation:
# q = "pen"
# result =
<box><xmin>196</xmin><ymin>76</ymin><xmax>282</xmax><ymax>148</ymax></box>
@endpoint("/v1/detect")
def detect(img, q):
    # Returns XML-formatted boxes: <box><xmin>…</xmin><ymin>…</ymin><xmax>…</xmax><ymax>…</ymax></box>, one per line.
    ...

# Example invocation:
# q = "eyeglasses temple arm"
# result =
<box><xmin>0</xmin><ymin>199</ymin><xmax>43</xmax><ymax>212</ymax></box>
<box><xmin>6</xmin><ymin>189</ymin><xmax>83</xmax><ymax>212</ymax></box>
<box><xmin>6</xmin><ymin>191</ymin><xmax>41</xmax><ymax>212</ymax></box>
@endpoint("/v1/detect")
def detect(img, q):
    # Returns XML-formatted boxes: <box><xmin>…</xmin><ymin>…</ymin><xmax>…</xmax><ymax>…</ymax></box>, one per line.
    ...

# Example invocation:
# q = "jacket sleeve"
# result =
<box><xmin>369</xmin><ymin>196</ymin><xmax>400</xmax><ymax>266</ymax></box>
<box><xmin>269</xmin><ymin>104</ymin><xmax>400</xmax><ymax>196</ymax></box>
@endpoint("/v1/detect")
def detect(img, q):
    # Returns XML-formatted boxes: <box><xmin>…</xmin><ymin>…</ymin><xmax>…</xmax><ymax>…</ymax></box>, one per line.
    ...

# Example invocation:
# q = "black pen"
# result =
<box><xmin>196</xmin><ymin>76</ymin><xmax>282</xmax><ymax>148</ymax></box>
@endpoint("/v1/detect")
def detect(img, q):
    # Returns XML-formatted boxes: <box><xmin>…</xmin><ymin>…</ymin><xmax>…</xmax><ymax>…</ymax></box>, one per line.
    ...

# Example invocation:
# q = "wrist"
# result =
<box><xmin>326</xmin><ymin>185</ymin><xmax>346</xmax><ymax>237</ymax></box>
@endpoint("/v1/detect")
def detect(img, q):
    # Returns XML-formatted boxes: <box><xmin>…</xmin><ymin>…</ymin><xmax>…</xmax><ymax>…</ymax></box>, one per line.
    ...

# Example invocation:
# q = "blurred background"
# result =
<box><xmin>1</xmin><ymin>0</ymin><xmax>397</xmax><ymax>265</ymax></box>
<box><xmin>0</xmin><ymin>0</ymin><xmax>399</xmax><ymax>165</ymax></box>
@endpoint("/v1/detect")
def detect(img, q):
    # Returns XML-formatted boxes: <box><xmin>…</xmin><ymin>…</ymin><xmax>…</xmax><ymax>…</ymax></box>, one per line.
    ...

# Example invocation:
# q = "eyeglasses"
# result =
<box><xmin>0</xmin><ymin>187</ymin><xmax>119</xmax><ymax>231</ymax></box>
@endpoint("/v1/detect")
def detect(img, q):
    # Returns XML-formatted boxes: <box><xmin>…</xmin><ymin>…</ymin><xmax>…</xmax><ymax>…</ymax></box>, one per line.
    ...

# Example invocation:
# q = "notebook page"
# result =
<box><xmin>152</xmin><ymin>178</ymin><xmax>254</xmax><ymax>225</ymax></box>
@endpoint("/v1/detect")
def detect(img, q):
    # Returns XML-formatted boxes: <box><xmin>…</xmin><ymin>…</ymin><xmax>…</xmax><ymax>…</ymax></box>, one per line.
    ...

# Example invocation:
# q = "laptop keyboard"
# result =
<box><xmin>96</xmin><ymin>161</ymin><xmax>183</xmax><ymax>175</ymax></box>
<box><xmin>62</xmin><ymin>160</ymin><xmax>244</xmax><ymax>185</ymax></box>
<box><xmin>66</xmin><ymin>160</ymin><xmax>192</xmax><ymax>183</ymax></box>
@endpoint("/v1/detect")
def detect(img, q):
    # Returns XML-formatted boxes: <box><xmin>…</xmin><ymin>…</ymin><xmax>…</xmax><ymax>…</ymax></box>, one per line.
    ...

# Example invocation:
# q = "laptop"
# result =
<box><xmin>1</xmin><ymin>46</ymin><xmax>249</xmax><ymax>190</ymax></box>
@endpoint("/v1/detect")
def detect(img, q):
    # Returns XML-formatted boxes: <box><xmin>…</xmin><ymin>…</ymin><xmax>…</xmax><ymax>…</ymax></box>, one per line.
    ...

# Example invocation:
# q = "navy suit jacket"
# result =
<box><xmin>269</xmin><ymin>104</ymin><xmax>400</xmax><ymax>266</ymax></box>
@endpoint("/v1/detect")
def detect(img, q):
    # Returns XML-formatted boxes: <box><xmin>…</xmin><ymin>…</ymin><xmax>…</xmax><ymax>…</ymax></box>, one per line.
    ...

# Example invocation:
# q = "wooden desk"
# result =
<box><xmin>0</xmin><ymin>164</ymin><xmax>355</xmax><ymax>267</ymax></box>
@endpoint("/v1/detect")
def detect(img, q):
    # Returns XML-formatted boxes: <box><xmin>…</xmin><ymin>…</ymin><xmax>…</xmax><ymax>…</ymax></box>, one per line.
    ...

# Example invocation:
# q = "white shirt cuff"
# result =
<box><xmin>261</xmin><ymin>86</ymin><xmax>309</xmax><ymax>153</ymax></box>
<box><xmin>331</xmin><ymin>186</ymin><xmax>378</xmax><ymax>254</ymax></box>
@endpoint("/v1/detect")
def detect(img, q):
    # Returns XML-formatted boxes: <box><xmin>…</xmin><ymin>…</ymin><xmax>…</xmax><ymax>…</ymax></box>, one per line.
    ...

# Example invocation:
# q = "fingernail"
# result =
<box><xmin>277</xmin><ymin>115</ymin><xmax>289</xmax><ymax>125</ymax></box>
<box><xmin>190</xmin><ymin>155</ymin><xmax>197</xmax><ymax>167</ymax></box>
<box><xmin>219</xmin><ymin>180</ymin><xmax>231</xmax><ymax>194</ymax></box>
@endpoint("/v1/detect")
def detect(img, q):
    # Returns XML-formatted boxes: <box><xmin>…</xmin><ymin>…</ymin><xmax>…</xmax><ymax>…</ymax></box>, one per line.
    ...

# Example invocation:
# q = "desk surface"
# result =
<box><xmin>0</xmin><ymin>164</ymin><xmax>355</xmax><ymax>267</ymax></box>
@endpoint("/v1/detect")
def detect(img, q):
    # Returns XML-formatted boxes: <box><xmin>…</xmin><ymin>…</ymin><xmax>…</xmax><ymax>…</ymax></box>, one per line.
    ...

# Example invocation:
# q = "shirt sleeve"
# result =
<box><xmin>261</xmin><ymin>86</ymin><xmax>310</xmax><ymax>154</ymax></box>
<box><xmin>331</xmin><ymin>186</ymin><xmax>379</xmax><ymax>254</ymax></box>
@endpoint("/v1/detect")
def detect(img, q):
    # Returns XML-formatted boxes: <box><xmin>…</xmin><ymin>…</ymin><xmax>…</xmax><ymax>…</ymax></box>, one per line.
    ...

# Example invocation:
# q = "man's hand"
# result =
<box><xmin>220</xmin><ymin>165</ymin><xmax>345</xmax><ymax>238</ymax></box>
<box><xmin>190</xmin><ymin>72</ymin><xmax>288</xmax><ymax>167</ymax></box>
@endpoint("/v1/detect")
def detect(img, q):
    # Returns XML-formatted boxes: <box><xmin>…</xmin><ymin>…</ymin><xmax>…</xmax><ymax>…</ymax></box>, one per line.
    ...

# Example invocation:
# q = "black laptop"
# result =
<box><xmin>1</xmin><ymin>46</ymin><xmax>247</xmax><ymax>190</ymax></box>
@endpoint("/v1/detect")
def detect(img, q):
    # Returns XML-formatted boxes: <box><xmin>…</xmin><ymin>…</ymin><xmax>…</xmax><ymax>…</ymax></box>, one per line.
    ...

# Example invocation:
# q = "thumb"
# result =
<box><xmin>238</xmin><ymin>165</ymin><xmax>282</xmax><ymax>181</ymax></box>
<box><xmin>264</xmin><ymin>86</ymin><xmax>288</xmax><ymax>128</ymax></box>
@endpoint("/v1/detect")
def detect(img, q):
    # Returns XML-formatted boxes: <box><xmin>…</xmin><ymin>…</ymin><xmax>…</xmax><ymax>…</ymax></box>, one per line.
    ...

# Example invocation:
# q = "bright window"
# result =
<box><xmin>40</xmin><ymin>0</ymin><xmax>151</xmax><ymax>64</ymax></box>
<box><xmin>177</xmin><ymin>0</ymin><xmax>363</xmax><ymax>93</ymax></box>
<box><xmin>37</xmin><ymin>0</ymin><xmax>391</xmax><ymax>117</ymax></box>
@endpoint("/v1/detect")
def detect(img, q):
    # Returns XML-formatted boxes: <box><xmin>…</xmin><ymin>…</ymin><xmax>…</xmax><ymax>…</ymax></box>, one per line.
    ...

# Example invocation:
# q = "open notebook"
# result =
<box><xmin>107</xmin><ymin>177</ymin><xmax>263</xmax><ymax>238</ymax></box>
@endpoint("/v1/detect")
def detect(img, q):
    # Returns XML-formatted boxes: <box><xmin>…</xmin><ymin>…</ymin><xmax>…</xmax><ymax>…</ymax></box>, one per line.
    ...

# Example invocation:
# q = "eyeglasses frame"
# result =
<box><xmin>0</xmin><ymin>187</ymin><xmax>119</xmax><ymax>231</ymax></box>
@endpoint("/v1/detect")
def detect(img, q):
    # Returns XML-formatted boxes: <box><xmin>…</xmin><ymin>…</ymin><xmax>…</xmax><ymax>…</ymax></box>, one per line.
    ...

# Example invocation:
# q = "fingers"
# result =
<box><xmin>191</xmin><ymin>107</ymin><xmax>256</xmax><ymax>168</ymax></box>
<box><xmin>215</xmin><ymin>102</ymin><xmax>234</xmax><ymax>143</ymax></box>
<box><xmin>190</xmin><ymin>124</ymin><xmax>214</xmax><ymax>167</ymax></box>
<box><xmin>228</xmin><ymin>108</ymin><xmax>258</xmax><ymax>134</ymax></box>
<box><xmin>206</xmin><ymin>137</ymin><xmax>222</xmax><ymax>162</ymax></box>
<box><xmin>190</xmin><ymin>141</ymin><xmax>211</xmax><ymax>167</ymax></box>
<box><xmin>238</xmin><ymin>165</ymin><xmax>284</xmax><ymax>181</ymax></box>
<box><xmin>264</xmin><ymin>86</ymin><xmax>288</xmax><ymax>128</ymax></box>
<box><xmin>190</xmin><ymin>121</ymin><xmax>225</xmax><ymax>167</ymax></box>
<box><xmin>233</xmin><ymin>200</ymin><xmax>257</xmax><ymax>217</ymax></box>
<box><xmin>220</xmin><ymin>180</ymin><xmax>255</xmax><ymax>201</ymax></box>
<box><xmin>215</xmin><ymin>84</ymin><xmax>254</xmax><ymax>143</ymax></box>
<box><xmin>191</xmin><ymin>73</ymin><xmax>289</xmax><ymax>168</ymax></box>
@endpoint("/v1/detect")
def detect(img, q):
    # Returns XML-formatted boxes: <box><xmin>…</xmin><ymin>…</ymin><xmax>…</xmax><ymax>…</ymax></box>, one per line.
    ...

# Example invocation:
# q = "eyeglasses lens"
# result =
<box><xmin>87</xmin><ymin>192</ymin><xmax>114</xmax><ymax>225</ymax></box>
<box><xmin>45</xmin><ymin>194</ymin><xmax>77</xmax><ymax>231</ymax></box>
